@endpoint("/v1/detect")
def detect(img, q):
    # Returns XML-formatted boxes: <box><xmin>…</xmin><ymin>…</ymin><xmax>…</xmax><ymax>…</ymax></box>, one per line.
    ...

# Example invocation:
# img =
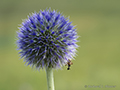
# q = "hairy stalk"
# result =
<box><xmin>46</xmin><ymin>67</ymin><xmax>55</xmax><ymax>90</ymax></box>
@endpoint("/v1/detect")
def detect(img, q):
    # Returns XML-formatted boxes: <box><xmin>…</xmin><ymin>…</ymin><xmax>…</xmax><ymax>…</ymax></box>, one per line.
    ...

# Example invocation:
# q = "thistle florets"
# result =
<box><xmin>17</xmin><ymin>8</ymin><xmax>78</xmax><ymax>70</ymax></box>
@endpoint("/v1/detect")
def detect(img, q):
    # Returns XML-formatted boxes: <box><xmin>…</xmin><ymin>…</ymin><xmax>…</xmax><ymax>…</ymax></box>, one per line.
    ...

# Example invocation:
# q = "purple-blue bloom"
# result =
<box><xmin>17</xmin><ymin>8</ymin><xmax>78</xmax><ymax>70</ymax></box>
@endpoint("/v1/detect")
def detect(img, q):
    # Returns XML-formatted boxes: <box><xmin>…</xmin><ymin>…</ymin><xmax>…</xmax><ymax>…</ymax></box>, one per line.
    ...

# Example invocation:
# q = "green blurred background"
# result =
<box><xmin>0</xmin><ymin>0</ymin><xmax>120</xmax><ymax>90</ymax></box>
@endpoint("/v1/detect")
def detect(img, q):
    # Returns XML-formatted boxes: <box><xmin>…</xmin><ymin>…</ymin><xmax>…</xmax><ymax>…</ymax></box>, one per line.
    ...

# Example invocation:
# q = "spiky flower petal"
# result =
<box><xmin>17</xmin><ymin>9</ymin><xmax>78</xmax><ymax>70</ymax></box>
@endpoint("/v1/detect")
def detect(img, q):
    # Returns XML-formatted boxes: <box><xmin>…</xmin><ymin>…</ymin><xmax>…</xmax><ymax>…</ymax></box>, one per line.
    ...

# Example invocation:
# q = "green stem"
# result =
<box><xmin>46</xmin><ymin>67</ymin><xmax>55</xmax><ymax>90</ymax></box>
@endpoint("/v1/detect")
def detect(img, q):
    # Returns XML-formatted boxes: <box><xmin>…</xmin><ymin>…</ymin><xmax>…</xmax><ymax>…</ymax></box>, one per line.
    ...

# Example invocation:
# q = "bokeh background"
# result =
<box><xmin>0</xmin><ymin>0</ymin><xmax>120</xmax><ymax>90</ymax></box>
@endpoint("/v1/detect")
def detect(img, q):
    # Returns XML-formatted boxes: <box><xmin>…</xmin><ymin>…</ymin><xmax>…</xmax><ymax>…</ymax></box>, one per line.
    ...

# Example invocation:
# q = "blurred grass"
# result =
<box><xmin>0</xmin><ymin>0</ymin><xmax>120</xmax><ymax>90</ymax></box>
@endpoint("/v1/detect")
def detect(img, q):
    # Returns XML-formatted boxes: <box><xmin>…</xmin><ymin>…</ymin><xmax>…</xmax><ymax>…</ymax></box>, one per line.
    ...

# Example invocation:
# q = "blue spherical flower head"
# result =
<box><xmin>17</xmin><ymin>9</ymin><xmax>78</xmax><ymax>70</ymax></box>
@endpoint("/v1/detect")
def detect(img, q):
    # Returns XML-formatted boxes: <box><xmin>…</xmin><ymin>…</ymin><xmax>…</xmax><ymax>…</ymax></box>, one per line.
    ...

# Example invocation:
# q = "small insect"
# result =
<box><xmin>66</xmin><ymin>59</ymin><xmax>73</xmax><ymax>70</ymax></box>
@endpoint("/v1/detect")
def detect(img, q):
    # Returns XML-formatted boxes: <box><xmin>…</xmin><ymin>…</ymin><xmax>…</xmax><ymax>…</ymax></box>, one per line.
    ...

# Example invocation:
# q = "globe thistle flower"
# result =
<box><xmin>17</xmin><ymin>8</ymin><xmax>78</xmax><ymax>70</ymax></box>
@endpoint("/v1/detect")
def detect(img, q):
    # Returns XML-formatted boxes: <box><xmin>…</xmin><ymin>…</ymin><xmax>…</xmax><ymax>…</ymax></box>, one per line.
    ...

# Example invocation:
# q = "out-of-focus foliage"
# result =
<box><xmin>0</xmin><ymin>0</ymin><xmax>120</xmax><ymax>90</ymax></box>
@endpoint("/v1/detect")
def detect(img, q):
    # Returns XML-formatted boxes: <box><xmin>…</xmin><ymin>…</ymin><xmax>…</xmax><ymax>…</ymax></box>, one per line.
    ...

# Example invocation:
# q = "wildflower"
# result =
<box><xmin>17</xmin><ymin>8</ymin><xmax>78</xmax><ymax>70</ymax></box>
